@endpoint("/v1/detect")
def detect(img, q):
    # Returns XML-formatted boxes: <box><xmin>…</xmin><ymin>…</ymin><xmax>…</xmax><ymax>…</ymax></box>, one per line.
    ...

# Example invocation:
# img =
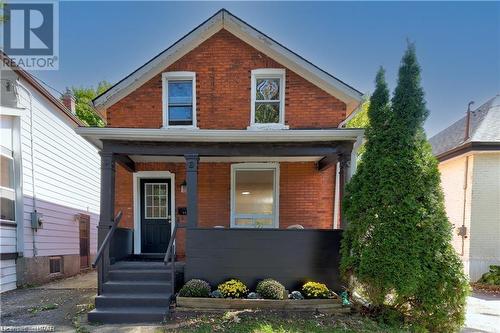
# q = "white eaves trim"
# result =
<box><xmin>93</xmin><ymin>9</ymin><xmax>363</xmax><ymax>114</ymax></box>
<box><xmin>75</xmin><ymin>127</ymin><xmax>364</xmax><ymax>150</ymax></box>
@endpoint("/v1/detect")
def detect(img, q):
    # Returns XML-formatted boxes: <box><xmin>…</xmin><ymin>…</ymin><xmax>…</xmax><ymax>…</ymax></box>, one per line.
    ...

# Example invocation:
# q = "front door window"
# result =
<box><xmin>140</xmin><ymin>179</ymin><xmax>171</xmax><ymax>253</ymax></box>
<box><xmin>144</xmin><ymin>183</ymin><xmax>169</xmax><ymax>219</ymax></box>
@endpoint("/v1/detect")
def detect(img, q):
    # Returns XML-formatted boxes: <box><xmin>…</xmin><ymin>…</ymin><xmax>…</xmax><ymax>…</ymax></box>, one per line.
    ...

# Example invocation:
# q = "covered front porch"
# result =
<box><xmin>77</xmin><ymin>128</ymin><xmax>363</xmax><ymax>322</ymax></box>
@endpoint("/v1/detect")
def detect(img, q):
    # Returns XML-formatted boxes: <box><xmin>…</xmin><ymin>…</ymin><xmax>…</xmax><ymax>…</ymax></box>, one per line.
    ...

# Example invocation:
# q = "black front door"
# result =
<box><xmin>140</xmin><ymin>179</ymin><xmax>171</xmax><ymax>253</ymax></box>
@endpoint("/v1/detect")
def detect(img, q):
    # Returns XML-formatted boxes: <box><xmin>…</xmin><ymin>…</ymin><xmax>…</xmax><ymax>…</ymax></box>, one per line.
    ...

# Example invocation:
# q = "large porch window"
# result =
<box><xmin>230</xmin><ymin>163</ymin><xmax>279</xmax><ymax>228</ymax></box>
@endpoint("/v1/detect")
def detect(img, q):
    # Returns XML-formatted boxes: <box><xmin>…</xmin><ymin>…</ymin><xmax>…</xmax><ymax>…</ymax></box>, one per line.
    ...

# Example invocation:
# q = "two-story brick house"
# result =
<box><xmin>77</xmin><ymin>9</ymin><xmax>364</xmax><ymax>323</ymax></box>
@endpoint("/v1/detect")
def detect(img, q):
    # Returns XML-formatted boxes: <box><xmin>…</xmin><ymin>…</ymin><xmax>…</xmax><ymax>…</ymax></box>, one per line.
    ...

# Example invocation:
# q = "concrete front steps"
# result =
<box><xmin>88</xmin><ymin>260</ymin><xmax>174</xmax><ymax>324</ymax></box>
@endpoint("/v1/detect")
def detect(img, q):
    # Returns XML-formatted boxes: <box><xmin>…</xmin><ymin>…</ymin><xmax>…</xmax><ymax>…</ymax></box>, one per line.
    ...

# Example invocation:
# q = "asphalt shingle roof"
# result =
<box><xmin>429</xmin><ymin>94</ymin><xmax>500</xmax><ymax>156</ymax></box>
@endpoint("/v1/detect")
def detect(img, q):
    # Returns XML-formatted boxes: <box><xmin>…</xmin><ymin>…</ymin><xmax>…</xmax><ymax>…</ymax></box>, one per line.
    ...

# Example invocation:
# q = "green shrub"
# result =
<box><xmin>256</xmin><ymin>279</ymin><xmax>286</xmax><ymax>300</ymax></box>
<box><xmin>217</xmin><ymin>279</ymin><xmax>248</xmax><ymax>298</ymax></box>
<box><xmin>179</xmin><ymin>279</ymin><xmax>211</xmax><ymax>297</ymax></box>
<box><xmin>478</xmin><ymin>265</ymin><xmax>500</xmax><ymax>285</ymax></box>
<box><xmin>301</xmin><ymin>282</ymin><xmax>330</xmax><ymax>299</ymax></box>
<box><xmin>340</xmin><ymin>44</ymin><xmax>468</xmax><ymax>332</ymax></box>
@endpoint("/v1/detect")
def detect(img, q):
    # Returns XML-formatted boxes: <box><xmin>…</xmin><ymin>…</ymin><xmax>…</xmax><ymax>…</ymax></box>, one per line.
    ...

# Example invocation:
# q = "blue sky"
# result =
<box><xmin>34</xmin><ymin>1</ymin><xmax>499</xmax><ymax>136</ymax></box>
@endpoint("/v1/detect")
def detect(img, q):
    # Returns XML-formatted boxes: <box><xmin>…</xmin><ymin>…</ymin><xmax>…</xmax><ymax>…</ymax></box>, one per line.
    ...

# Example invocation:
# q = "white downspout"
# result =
<box><xmin>333</xmin><ymin>133</ymin><xmax>364</xmax><ymax>229</ymax></box>
<box><xmin>16</xmin><ymin>81</ymin><xmax>38</xmax><ymax>256</ymax></box>
<box><xmin>334</xmin><ymin>101</ymin><xmax>364</xmax><ymax>228</ymax></box>
<box><xmin>460</xmin><ymin>155</ymin><xmax>470</xmax><ymax>256</ymax></box>
<box><xmin>333</xmin><ymin>162</ymin><xmax>341</xmax><ymax>229</ymax></box>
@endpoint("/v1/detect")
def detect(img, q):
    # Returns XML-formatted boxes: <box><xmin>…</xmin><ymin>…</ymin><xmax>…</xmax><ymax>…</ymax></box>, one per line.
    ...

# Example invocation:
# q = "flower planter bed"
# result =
<box><xmin>176</xmin><ymin>297</ymin><xmax>350</xmax><ymax>314</ymax></box>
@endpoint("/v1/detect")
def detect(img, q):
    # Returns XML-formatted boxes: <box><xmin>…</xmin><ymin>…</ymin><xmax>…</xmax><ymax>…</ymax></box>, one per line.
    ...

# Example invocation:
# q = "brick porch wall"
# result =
<box><xmin>106</xmin><ymin>29</ymin><xmax>346</xmax><ymax>129</ymax></box>
<box><xmin>114</xmin><ymin>162</ymin><xmax>335</xmax><ymax>257</ymax></box>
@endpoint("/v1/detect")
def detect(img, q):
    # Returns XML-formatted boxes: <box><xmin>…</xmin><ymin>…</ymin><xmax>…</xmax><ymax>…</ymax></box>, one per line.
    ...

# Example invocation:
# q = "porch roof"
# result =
<box><xmin>75</xmin><ymin>127</ymin><xmax>364</xmax><ymax>150</ymax></box>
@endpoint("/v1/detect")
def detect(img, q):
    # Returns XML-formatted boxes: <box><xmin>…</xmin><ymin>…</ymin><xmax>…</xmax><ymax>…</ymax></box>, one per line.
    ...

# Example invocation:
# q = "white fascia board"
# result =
<box><xmin>222</xmin><ymin>12</ymin><xmax>363</xmax><ymax>112</ymax></box>
<box><xmin>75</xmin><ymin>127</ymin><xmax>365</xmax><ymax>150</ymax></box>
<box><xmin>93</xmin><ymin>11</ymin><xmax>223</xmax><ymax>110</ymax></box>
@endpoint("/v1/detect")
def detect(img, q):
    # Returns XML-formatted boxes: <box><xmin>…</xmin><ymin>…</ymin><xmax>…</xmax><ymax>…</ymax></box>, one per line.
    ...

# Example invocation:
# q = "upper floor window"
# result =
<box><xmin>249</xmin><ymin>69</ymin><xmax>287</xmax><ymax>130</ymax></box>
<box><xmin>162</xmin><ymin>72</ymin><xmax>196</xmax><ymax>128</ymax></box>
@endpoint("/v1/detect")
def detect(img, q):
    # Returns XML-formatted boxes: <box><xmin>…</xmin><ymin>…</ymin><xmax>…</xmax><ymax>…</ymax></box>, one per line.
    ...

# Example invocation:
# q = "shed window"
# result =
<box><xmin>49</xmin><ymin>257</ymin><xmax>62</xmax><ymax>274</ymax></box>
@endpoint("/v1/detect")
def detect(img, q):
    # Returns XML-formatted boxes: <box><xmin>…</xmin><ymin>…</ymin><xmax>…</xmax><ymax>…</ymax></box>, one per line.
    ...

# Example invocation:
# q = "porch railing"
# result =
<box><xmin>92</xmin><ymin>210</ymin><xmax>123</xmax><ymax>294</ymax></box>
<box><xmin>163</xmin><ymin>222</ymin><xmax>186</xmax><ymax>296</ymax></box>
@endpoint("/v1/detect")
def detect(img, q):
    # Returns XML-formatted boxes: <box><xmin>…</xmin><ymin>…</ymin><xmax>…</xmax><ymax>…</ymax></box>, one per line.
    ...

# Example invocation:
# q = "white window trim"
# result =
<box><xmin>133</xmin><ymin>171</ymin><xmax>176</xmax><ymax>254</ymax></box>
<box><xmin>248</xmin><ymin>68</ymin><xmax>288</xmax><ymax>130</ymax></box>
<box><xmin>0</xmin><ymin>129</ymin><xmax>17</xmax><ymax>224</ymax></box>
<box><xmin>162</xmin><ymin>71</ymin><xmax>198</xmax><ymax>129</ymax></box>
<box><xmin>230</xmin><ymin>163</ymin><xmax>280</xmax><ymax>229</ymax></box>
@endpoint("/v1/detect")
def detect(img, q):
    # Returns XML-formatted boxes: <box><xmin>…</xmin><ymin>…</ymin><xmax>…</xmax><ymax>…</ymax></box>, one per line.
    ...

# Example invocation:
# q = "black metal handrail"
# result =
<box><xmin>164</xmin><ymin>222</ymin><xmax>186</xmax><ymax>296</ymax></box>
<box><xmin>92</xmin><ymin>210</ymin><xmax>123</xmax><ymax>268</ymax></box>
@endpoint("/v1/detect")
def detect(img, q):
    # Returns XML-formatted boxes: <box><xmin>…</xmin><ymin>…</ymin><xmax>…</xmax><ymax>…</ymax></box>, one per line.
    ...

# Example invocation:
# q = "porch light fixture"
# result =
<box><xmin>180</xmin><ymin>180</ymin><xmax>187</xmax><ymax>193</ymax></box>
<box><xmin>241</xmin><ymin>191</ymin><xmax>251</xmax><ymax>195</ymax></box>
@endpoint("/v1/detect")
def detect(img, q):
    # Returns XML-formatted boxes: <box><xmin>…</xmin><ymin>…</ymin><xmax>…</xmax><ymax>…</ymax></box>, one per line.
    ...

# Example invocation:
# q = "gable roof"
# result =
<box><xmin>93</xmin><ymin>9</ymin><xmax>364</xmax><ymax>114</ymax></box>
<box><xmin>429</xmin><ymin>94</ymin><xmax>500</xmax><ymax>159</ymax></box>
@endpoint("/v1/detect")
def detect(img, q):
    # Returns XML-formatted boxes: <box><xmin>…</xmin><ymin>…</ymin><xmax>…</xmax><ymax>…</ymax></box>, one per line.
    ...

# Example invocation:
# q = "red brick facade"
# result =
<box><xmin>110</xmin><ymin>29</ymin><xmax>344</xmax><ymax>257</ymax></box>
<box><xmin>115</xmin><ymin>162</ymin><xmax>335</xmax><ymax>257</ymax></box>
<box><xmin>107</xmin><ymin>29</ymin><xmax>346</xmax><ymax>129</ymax></box>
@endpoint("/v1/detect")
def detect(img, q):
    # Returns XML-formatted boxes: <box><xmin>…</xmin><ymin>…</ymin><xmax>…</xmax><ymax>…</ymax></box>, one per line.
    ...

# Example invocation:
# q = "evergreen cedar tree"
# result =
<box><xmin>340</xmin><ymin>44</ymin><xmax>468</xmax><ymax>332</ymax></box>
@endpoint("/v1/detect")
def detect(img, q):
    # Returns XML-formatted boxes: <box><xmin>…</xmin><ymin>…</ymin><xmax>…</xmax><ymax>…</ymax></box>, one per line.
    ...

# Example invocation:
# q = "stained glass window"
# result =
<box><xmin>254</xmin><ymin>77</ymin><xmax>282</xmax><ymax>124</ymax></box>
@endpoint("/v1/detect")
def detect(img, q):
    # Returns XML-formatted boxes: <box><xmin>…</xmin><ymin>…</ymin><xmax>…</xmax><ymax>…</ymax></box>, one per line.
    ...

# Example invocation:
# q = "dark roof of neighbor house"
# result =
<box><xmin>429</xmin><ymin>94</ymin><xmax>500</xmax><ymax>158</ymax></box>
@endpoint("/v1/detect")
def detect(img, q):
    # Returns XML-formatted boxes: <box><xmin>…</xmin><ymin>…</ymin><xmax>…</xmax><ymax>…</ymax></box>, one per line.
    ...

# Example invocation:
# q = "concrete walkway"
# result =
<box><xmin>463</xmin><ymin>292</ymin><xmax>500</xmax><ymax>333</ymax></box>
<box><xmin>36</xmin><ymin>270</ymin><xmax>97</xmax><ymax>290</ymax></box>
<box><xmin>0</xmin><ymin>271</ymin><xmax>97</xmax><ymax>333</ymax></box>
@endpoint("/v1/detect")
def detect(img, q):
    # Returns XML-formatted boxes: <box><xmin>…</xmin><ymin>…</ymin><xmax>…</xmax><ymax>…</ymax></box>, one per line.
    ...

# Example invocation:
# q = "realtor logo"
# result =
<box><xmin>1</xmin><ymin>1</ymin><xmax>59</xmax><ymax>70</ymax></box>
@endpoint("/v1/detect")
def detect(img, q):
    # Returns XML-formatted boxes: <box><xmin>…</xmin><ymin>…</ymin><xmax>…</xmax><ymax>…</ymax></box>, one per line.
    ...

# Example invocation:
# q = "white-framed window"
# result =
<box><xmin>162</xmin><ymin>72</ymin><xmax>197</xmax><ymax>128</ymax></box>
<box><xmin>249</xmin><ymin>69</ymin><xmax>287</xmax><ymax>130</ymax></box>
<box><xmin>0</xmin><ymin>116</ymin><xmax>15</xmax><ymax>222</ymax></box>
<box><xmin>230</xmin><ymin>163</ymin><xmax>279</xmax><ymax>228</ymax></box>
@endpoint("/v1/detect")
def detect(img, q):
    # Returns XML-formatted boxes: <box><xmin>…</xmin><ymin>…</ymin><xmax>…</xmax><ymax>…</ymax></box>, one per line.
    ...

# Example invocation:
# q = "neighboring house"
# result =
<box><xmin>76</xmin><ymin>9</ymin><xmax>364</xmax><ymax>323</ymax></box>
<box><xmin>429</xmin><ymin>95</ymin><xmax>500</xmax><ymax>282</ymax></box>
<box><xmin>0</xmin><ymin>53</ymin><xmax>101</xmax><ymax>292</ymax></box>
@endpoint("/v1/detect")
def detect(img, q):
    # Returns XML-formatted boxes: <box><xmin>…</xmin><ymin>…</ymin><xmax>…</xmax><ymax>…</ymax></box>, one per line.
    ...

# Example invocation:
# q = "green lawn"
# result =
<box><xmin>161</xmin><ymin>311</ymin><xmax>407</xmax><ymax>333</ymax></box>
